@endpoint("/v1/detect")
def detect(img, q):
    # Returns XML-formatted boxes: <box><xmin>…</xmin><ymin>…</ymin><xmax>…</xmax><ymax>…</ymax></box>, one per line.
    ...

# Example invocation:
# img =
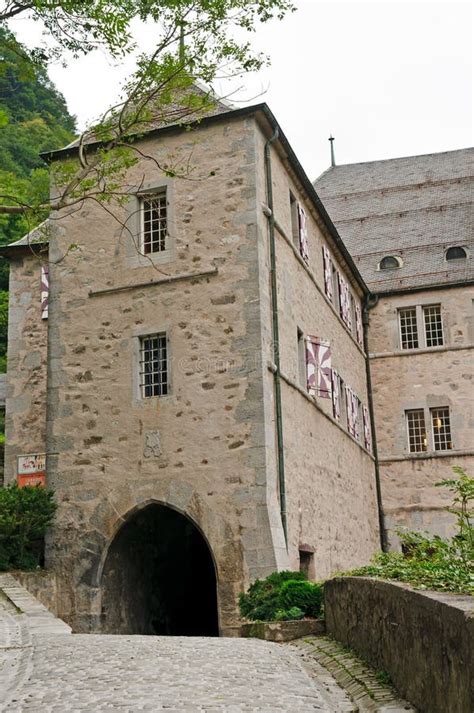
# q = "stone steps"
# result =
<box><xmin>290</xmin><ymin>635</ymin><xmax>417</xmax><ymax>713</ymax></box>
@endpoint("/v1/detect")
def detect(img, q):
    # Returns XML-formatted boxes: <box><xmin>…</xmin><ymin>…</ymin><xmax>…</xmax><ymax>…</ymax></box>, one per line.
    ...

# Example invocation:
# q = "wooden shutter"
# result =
<box><xmin>337</xmin><ymin>272</ymin><xmax>346</xmax><ymax>322</ymax></box>
<box><xmin>298</xmin><ymin>204</ymin><xmax>309</xmax><ymax>264</ymax></box>
<box><xmin>353</xmin><ymin>393</ymin><xmax>360</xmax><ymax>441</ymax></box>
<box><xmin>316</xmin><ymin>339</ymin><xmax>332</xmax><ymax>398</ymax></box>
<box><xmin>363</xmin><ymin>405</ymin><xmax>372</xmax><ymax>451</ymax></box>
<box><xmin>345</xmin><ymin>384</ymin><xmax>354</xmax><ymax>434</ymax></box>
<box><xmin>322</xmin><ymin>246</ymin><xmax>333</xmax><ymax>300</ymax></box>
<box><xmin>355</xmin><ymin>302</ymin><xmax>363</xmax><ymax>346</ymax></box>
<box><xmin>305</xmin><ymin>336</ymin><xmax>318</xmax><ymax>395</ymax></box>
<box><xmin>41</xmin><ymin>265</ymin><xmax>49</xmax><ymax>320</ymax></box>
<box><xmin>331</xmin><ymin>369</ymin><xmax>340</xmax><ymax>419</ymax></box>
<box><xmin>306</xmin><ymin>337</ymin><xmax>332</xmax><ymax>398</ymax></box>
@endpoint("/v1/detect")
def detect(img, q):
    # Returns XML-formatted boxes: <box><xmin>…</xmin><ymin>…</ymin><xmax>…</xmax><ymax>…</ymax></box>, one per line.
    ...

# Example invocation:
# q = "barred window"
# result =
<box><xmin>140</xmin><ymin>333</ymin><xmax>168</xmax><ymax>398</ymax></box>
<box><xmin>431</xmin><ymin>407</ymin><xmax>452</xmax><ymax>451</ymax></box>
<box><xmin>423</xmin><ymin>305</ymin><xmax>443</xmax><ymax>347</ymax></box>
<box><xmin>399</xmin><ymin>308</ymin><xmax>419</xmax><ymax>349</ymax></box>
<box><xmin>406</xmin><ymin>409</ymin><xmax>428</xmax><ymax>453</ymax></box>
<box><xmin>141</xmin><ymin>193</ymin><xmax>167</xmax><ymax>254</ymax></box>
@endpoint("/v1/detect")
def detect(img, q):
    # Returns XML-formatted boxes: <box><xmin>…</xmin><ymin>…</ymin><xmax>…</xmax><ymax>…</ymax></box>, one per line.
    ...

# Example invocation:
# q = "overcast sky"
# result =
<box><xmin>10</xmin><ymin>0</ymin><xmax>473</xmax><ymax>180</ymax></box>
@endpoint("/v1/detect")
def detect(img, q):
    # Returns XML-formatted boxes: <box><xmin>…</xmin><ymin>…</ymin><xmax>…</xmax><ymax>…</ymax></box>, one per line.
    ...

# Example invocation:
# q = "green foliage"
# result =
<box><xmin>274</xmin><ymin>606</ymin><xmax>304</xmax><ymax>621</ymax></box>
<box><xmin>0</xmin><ymin>28</ymin><xmax>76</xmax><ymax>372</ymax></box>
<box><xmin>0</xmin><ymin>484</ymin><xmax>57</xmax><ymax>571</ymax></box>
<box><xmin>279</xmin><ymin>579</ymin><xmax>323</xmax><ymax>618</ymax></box>
<box><xmin>346</xmin><ymin>468</ymin><xmax>474</xmax><ymax>595</ymax></box>
<box><xmin>239</xmin><ymin>570</ymin><xmax>323</xmax><ymax>621</ymax></box>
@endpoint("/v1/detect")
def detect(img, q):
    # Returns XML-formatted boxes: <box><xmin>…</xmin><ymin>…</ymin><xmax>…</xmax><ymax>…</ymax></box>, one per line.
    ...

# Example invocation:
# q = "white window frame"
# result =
<box><xmin>398</xmin><ymin>307</ymin><xmax>419</xmax><ymax>350</ymax></box>
<box><xmin>398</xmin><ymin>304</ymin><xmax>444</xmax><ymax>350</ymax></box>
<box><xmin>430</xmin><ymin>406</ymin><xmax>453</xmax><ymax>452</ymax></box>
<box><xmin>405</xmin><ymin>408</ymin><xmax>428</xmax><ymax>453</ymax></box>
<box><xmin>405</xmin><ymin>406</ymin><xmax>454</xmax><ymax>454</ymax></box>
<box><xmin>422</xmin><ymin>304</ymin><xmax>444</xmax><ymax>348</ymax></box>
<box><xmin>139</xmin><ymin>332</ymin><xmax>170</xmax><ymax>399</ymax></box>
<box><xmin>139</xmin><ymin>191</ymin><xmax>168</xmax><ymax>256</ymax></box>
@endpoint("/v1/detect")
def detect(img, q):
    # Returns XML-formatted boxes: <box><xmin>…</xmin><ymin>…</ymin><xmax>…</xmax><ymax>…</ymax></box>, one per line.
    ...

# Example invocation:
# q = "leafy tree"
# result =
<box><xmin>0</xmin><ymin>28</ymin><xmax>76</xmax><ymax>372</ymax></box>
<box><xmin>0</xmin><ymin>483</ymin><xmax>57</xmax><ymax>571</ymax></box>
<box><xmin>0</xmin><ymin>2</ymin><xmax>295</xmax><ymax>220</ymax></box>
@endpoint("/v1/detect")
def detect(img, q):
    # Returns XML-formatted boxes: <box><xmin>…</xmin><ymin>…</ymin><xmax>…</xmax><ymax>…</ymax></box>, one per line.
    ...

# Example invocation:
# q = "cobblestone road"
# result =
<box><xmin>0</xmin><ymin>576</ymin><xmax>353</xmax><ymax>712</ymax></box>
<box><xmin>3</xmin><ymin>633</ymin><xmax>354</xmax><ymax>712</ymax></box>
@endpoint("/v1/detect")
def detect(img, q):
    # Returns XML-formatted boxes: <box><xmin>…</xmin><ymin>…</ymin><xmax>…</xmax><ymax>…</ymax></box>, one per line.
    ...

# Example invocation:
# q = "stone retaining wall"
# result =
<box><xmin>324</xmin><ymin>576</ymin><xmax>473</xmax><ymax>713</ymax></box>
<box><xmin>12</xmin><ymin>571</ymin><xmax>60</xmax><ymax>619</ymax></box>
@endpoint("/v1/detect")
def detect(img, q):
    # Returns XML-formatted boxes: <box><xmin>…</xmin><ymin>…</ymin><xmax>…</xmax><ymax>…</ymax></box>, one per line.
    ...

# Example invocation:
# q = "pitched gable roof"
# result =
<box><xmin>314</xmin><ymin>148</ymin><xmax>474</xmax><ymax>293</ymax></box>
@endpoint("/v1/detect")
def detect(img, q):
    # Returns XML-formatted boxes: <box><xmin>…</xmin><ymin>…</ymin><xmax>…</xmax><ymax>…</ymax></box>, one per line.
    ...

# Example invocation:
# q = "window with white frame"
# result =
<box><xmin>139</xmin><ymin>333</ymin><xmax>168</xmax><ymax>398</ymax></box>
<box><xmin>140</xmin><ymin>192</ymin><xmax>167</xmax><ymax>254</ymax></box>
<box><xmin>399</xmin><ymin>308</ymin><xmax>419</xmax><ymax>349</ymax></box>
<box><xmin>431</xmin><ymin>407</ymin><xmax>452</xmax><ymax>451</ymax></box>
<box><xmin>423</xmin><ymin>305</ymin><xmax>444</xmax><ymax>347</ymax></box>
<box><xmin>399</xmin><ymin>304</ymin><xmax>444</xmax><ymax>350</ymax></box>
<box><xmin>406</xmin><ymin>409</ymin><xmax>428</xmax><ymax>453</ymax></box>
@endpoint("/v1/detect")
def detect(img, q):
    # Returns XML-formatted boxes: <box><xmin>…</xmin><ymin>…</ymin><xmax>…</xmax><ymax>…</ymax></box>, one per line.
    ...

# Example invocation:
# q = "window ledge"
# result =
<box><xmin>369</xmin><ymin>343</ymin><xmax>473</xmax><ymax>359</ymax></box>
<box><xmin>379</xmin><ymin>449</ymin><xmax>474</xmax><ymax>464</ymax></box>
<box><xmin>88</xmin><ymin>267</ymin><xmax>218</xmax><ymax>297</ymax></box>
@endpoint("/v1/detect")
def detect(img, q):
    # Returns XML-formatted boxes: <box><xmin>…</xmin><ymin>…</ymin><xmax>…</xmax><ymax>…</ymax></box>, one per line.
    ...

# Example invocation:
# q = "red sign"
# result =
<box><xmin>18</xmin><ymin>473</ymin><xmax>46</xmax><ymax>488</ymax></box>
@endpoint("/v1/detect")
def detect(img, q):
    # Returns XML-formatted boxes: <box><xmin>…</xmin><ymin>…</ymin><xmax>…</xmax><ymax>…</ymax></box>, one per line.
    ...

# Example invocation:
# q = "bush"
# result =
<box><xmin>279</xmin><ymin>579</ymin><xmax>323</xmax><ymax>617</ymax></box>
<box><xmin>0</xmin><ymin>483</ymin><xmax>57</xmax><ymax>571</ymax></box>
<box><xmin>345</xmin><ymin>468</ymin><xmax>474</xmax><ymax>595</ymax></box>
<box><xmin>239</xmin><ymin>570</ymin><xmax>323</xmax><ymax>621</ymax></box>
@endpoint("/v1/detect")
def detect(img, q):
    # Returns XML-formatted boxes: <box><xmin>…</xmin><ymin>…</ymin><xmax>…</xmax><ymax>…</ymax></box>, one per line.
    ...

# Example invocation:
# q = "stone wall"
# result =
<box><xmin>325</xmin><ymin>576</ymin><xmax>474</xmax><ymax>713</ymax></box>
<box><xmin>4</xmin><ymin>252</ymin><xmax>48</xmax><ymax>484</ymax></box>
<box><xmin>43</xmin><ymin>115</ymin><xmax>283</xmax><ymax>633</ymax></box>
<box><xmin>368</xmin><ymin>286</ymin><xmax>474</xmax><ymax>545</ymax></box>
<box><xmin>12</xmin><ymin>570</ymin><xmax>59</xmax><ymax>617</ymax></box>
<box><xmin>254</xmin><ymin>129</ymin><xmax>380</xmax><ymax>578</ymax></box>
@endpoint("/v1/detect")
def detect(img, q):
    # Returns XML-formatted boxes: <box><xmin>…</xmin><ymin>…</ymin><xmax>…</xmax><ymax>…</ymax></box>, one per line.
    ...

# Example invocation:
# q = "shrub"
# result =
<box><xmin>0</xmin><ymin>483</ymin><xmax>57</xmax><ymax>571</ymax></box>
<box><xmin>345</xmin><ymin>468</ymin><xmax>474</xmax><ymax>595</ymax></box>
<box><xmin>239</xmin><ymin>570</ymin><xmax>322</xmax><ymax>621</ymax></box>
<box><xmin>275</xmin><ymin>606</ymin><xmax>304</xmax><ymax>621</ymax></box>
<box><xmin>279</xmin><ymin>579</ymin><xmax>323</xmax><ymax>617</ymax></box>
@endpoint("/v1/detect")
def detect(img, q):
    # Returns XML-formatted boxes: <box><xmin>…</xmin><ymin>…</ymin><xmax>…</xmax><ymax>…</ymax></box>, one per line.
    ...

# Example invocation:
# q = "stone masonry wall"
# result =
<box><xmin>325</xmin><ymin>576</ymin><xmax>474</xmax><ymax>713</ymax></box>
<box><xmin>44</xmin><ymin>116</ymin><xmax>284</xmax><ymax>633</ymax></box>
<box><xmin>368</xmin><ymin>287</ymin><xmax>474</xmax><ymax>545</ymax></box>
<box><xmin>4</xmin><ymin>253</ymin><xmax>48</xmax><ymax>483</ymax></box>
<box><xmin>254</xmin><ymin>128</ymin><xmax>380</xmax><ymax>578</ymax></box>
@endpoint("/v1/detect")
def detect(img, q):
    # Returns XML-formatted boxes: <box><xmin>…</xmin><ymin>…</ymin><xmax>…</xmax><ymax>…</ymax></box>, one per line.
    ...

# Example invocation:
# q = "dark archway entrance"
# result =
<box><xmin>101</xmin><ymin>503</ymin><xmax>219</xmax><ymax>636</ymax></box>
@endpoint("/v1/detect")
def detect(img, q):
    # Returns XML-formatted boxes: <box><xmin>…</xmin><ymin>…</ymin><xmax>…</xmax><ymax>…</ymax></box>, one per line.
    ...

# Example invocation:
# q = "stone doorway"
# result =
<box><xmin>100</xmin><ymin>503</ymin><xmax>219</xmax><ymax>636</ymax></box>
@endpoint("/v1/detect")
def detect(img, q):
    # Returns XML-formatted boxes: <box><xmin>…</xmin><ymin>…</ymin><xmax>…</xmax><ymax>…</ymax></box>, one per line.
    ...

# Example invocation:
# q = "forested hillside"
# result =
<box><xmin>0</xmin><ymin>29</ymin><xmax>76</xmax><ymax>370</ymax></box>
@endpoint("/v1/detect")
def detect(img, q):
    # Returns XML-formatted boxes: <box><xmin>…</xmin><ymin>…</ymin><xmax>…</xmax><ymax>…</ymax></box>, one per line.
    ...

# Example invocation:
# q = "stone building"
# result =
<box><xmin>1</xmin><ymin>99</ymin><xmax>381</xmax><ymax>634</ymax></box>
<box><xmin>315</xmin><ymin>148</ymin><xmax>474</xmax><ymax>546</ymax></box>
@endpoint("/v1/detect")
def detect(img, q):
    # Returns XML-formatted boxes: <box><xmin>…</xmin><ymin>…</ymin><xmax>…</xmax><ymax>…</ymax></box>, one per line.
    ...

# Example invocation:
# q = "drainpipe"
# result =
<box><xmin>264</xmin><ymin>128</ymin><xmax>287</xmax><ymax>546</ymax></box>
<box><xmin>363</xmin><ymin>294</ymin><xmax>387</xmax><ymax>551</ymax></box>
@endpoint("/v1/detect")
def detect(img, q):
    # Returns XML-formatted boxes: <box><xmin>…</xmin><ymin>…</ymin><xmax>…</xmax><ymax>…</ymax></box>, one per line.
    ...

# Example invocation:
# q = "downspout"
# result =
<box><xmin>363</xmin><ymin>294</ymin><xmax>387</xmax><ymax>551</ymax></box>
<box><xmin>264</xmin><ymin>128</ymin><xmax>288</xmax><ymax>546</ymax></box>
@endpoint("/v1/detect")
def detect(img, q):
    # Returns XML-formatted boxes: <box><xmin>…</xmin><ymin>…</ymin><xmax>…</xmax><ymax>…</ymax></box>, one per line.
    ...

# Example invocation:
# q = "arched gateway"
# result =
<box><xmin>100</xmin><ymin>503</ymin><xmax>219</xmax><ymax>636</ymax></box>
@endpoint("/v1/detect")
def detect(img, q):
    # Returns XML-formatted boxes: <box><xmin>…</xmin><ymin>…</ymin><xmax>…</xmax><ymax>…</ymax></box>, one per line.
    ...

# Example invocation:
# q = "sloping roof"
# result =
<box><xmin>0</xmin><ymin>221</ymin><xmax>50</xmax><ymax>257</ymax></box>
<box><xmin>52</xmin><ymin>83</ymin><xmax>235</xmax><ymax>153</ymax></box>
<box><xmin>314</xmin><ymin>148</ymin><xmax>474</xmax><ymax>293</ymax></box>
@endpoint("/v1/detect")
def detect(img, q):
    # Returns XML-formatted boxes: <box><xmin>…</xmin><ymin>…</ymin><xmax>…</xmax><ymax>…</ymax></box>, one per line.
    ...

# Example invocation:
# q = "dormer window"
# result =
<box><xmin>445</xmin><ymin>246</ymin><xmax>467</xmax><ymax>261</ymax></box>
<box><xmin>379</xmin><ymin>255</ymin><xmax>402</xmax><ymax>270</ymax></box>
